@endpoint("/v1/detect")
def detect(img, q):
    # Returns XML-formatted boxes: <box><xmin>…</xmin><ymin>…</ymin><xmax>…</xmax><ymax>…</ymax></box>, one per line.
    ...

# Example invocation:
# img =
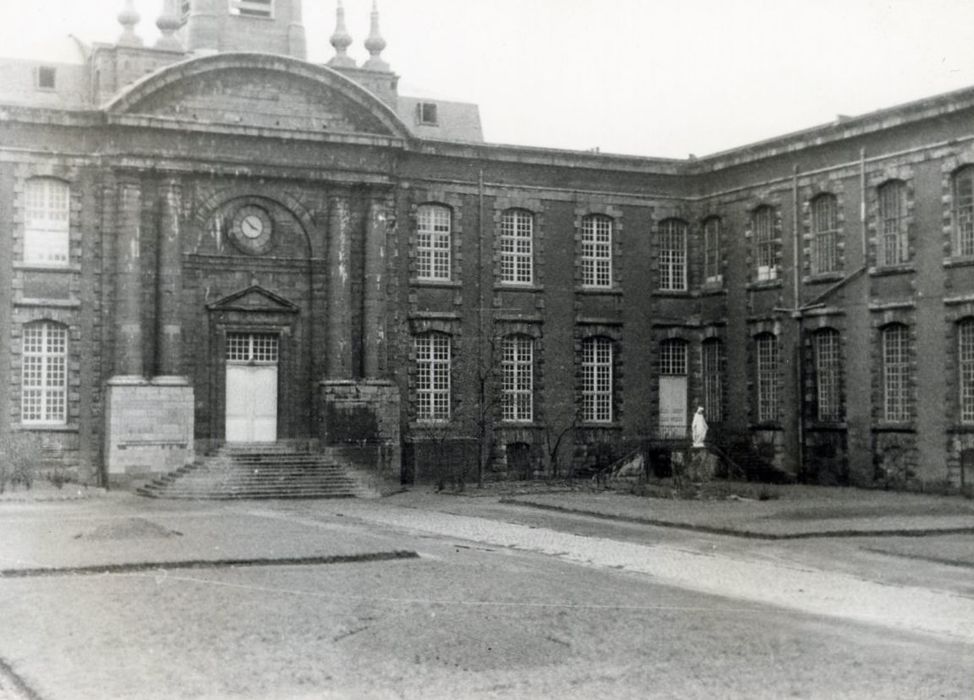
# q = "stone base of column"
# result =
<box><xmin>684</xmin><ymin>448</ymin><xmax>719</xmax><ymax>482</ymax></box>
<box><xmin>319</xmin><ymin>379</ymin><xmax>401</xmax><ymax>483</ymax></box>
<box><xmin>104</xmin><ymin>376</ymin><xmax>194</xmax><ymax>487</ymax></box>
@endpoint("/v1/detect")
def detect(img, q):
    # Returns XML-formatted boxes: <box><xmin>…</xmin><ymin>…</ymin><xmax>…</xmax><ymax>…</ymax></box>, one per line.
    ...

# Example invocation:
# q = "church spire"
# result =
<box><xmin>363</xmin><ymin>0</ymin><xmax>389</xmax><ymax>72</ymax></box>
<box><xmin>328</xmin><ymin>1</ymin><xmax>355</xmax><ymax>68</ymax></box>
<box><xmin>156</xmin><ymin>0</ymin><xmax>183</xmax><ymax>51</ymax></box>
<box><xmin>117</xmin><ymin>0</ymin><xmax>143</xmax><ymax>47</ymax></box>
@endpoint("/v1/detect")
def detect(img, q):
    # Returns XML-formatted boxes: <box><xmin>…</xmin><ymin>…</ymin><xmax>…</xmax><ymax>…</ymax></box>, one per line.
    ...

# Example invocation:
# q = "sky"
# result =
<box><xmin>2</xmin><ymin>0</ymin><xmax>974</xmax><ymax>158</ymax></box>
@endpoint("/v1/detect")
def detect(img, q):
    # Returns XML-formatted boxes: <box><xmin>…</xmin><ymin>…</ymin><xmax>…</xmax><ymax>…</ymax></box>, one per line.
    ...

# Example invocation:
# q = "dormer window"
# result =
<box><xmin>417</xmin><ymin>102</ymin><xmax>438</xmax><ymax>126</ymax></box>
<box><xmin>35</xmin><ymin>66</ymin><xmax>56</xmax><ymax>91</ymax></box>
<box><xmin>229</xmin><ymin>0</ymin><xmax>273</xmax><ymax>19</ymax></box>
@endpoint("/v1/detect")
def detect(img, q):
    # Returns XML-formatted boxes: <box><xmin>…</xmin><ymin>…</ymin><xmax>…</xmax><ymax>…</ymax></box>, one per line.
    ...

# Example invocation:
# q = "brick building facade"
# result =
<box><xmin>2</xmin><ymin>1</ymin><xmax>974</xmax><ymax>490</ymax></box>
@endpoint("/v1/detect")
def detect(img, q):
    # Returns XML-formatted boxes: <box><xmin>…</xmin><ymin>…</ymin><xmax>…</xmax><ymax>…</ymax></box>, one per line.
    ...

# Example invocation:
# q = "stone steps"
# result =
<box><xmin>137</xmin><ymin>448</ymin><xmax>374</xmax><ymax>500</ymax></box>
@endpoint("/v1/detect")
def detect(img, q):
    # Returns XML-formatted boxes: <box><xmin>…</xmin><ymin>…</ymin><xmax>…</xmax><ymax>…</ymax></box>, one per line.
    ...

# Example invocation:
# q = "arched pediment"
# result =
<box><xmin>104</xmin><ymin>53</ymin><xmax>413</xmax><ymax>141</ymax></box>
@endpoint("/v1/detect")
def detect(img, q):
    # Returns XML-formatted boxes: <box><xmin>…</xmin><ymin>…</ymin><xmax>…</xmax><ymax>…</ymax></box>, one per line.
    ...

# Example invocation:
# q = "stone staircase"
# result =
<box><xmin>136</xmin><ymin>444</ymin><xmax>376</xmax><ymax>500</ymax></box>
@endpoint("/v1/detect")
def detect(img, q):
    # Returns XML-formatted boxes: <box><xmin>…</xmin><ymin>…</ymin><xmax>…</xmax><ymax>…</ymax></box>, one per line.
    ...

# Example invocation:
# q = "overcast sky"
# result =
<box><xmin>2</xmin><ymin>1</ymin><xmax>974</xmax><ymax>158</ymax></box>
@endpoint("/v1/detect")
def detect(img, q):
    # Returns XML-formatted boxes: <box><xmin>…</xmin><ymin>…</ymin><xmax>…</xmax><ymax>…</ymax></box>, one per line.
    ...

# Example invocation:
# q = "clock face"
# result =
<box><xmin>230</xmin><ymin>205</ymin><xmax>273</xmax><ymax>254</ymax></box>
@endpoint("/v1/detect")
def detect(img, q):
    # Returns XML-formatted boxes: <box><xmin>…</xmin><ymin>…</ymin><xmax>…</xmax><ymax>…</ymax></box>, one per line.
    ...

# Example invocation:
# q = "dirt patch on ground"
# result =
<box><xmin>74</xmin><ymin>518</ymin><xmax>182</xmax><ymax>541</ymax></box>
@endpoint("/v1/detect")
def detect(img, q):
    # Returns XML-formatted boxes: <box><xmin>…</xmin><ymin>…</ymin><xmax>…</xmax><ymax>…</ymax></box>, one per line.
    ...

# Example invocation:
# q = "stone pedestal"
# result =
<box><xmin>105</xmin><ymin>376</ymin><xmax>194</xmax><ymax>485</ymax></box>
<box><xmin>685</xmin><ymin>448</ymin><xmax>719</xmax><ymax>482</ymax></box>
<box><xmin>319</xmin><ymin>379</ymin><xmax>400</xmax><ymax>481</ymax></box>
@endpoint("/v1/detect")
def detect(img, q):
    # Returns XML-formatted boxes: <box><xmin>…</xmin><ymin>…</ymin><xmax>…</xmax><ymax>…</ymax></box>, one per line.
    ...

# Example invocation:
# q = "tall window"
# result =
<box><xmin>953</xmin><ymin>166</ymin><xmax>974</xmax><ymax>257</ymax></box>
<box><xmin>415</xmin><ymin>332</ymin><xmax>451</xmax><ymax>422</ymax></box>
<box><xmin>21</xmin><ymin>321</ymin><xmax>68</xmax><ymax>425</ymax></box>
<box><xmin>500</xmin><ymin>209</ymin><xmax>533</xmax><ymax>285</ymax></box>
<box><xmin>811</xmin><ymin>194</ymin><xmax>839</xmax><ymax>274</ymax></box>
<box><xmin>878</xmin><ymin>180</ymin><xmax>909</xmax><ymax>266</ymax></box>
<box><xmin>501</xmin><ymin>335</ymin><xmax>533</xmax><ymax>422</ymax></box>
<box><xmin>959</xmin><ymin>320</ymin><xmax>974</xmax><ymax>424</ymax></box>
<box><xmin>882</xmin><ymin>324</ymin><xmax>911</xmax><ymax>422</ymax></box>
<box><xmin>581</xmin><ymin>215</ymin><xmax>612</xmax><ymax>288</ymax></box>
<box><xmin>703</xmin><ymin>217</ymin><xmax>722</xmax><ymax>284</ymax></box>
<box><xmin>416</xmin><ymin>204</ymin><xmax>451</xmax><ymax>281</ymax></box>
<box><xmin>814</xmin><ymin>329</ymin><xmax>842</xmax><ymax>421</ymax></box>
<box><xmin>702</xmin><ymin>339</ymin><xmax>723</xmax><ymax>422</ymax></box>
<box><xmin>229</xmin><ymin>0</ymin><xmax>274</xmax><ymax>18</ymax></box>
<box><xmin>753</xmin><ymin>206</ymin><xmax>778</xmax><ymax>281</ymax></box>
<box><xmin>755</xmin><ymin>333</ymin><xmax>778</xmax><ymax>423</ymax></box>
<box><xmin>581</xmin><ymin>337</ymin><xmax>613</xmax><ymax>423</ymax></box>
<box><xmin>658</xmin><ymin>219</ymin><xmax>687</xmax><ymax>291</ymax></box>
<box><xmin>24</xmin><ymin>178</ymin><xmax>69</xmax><ymax>265</ymax></box>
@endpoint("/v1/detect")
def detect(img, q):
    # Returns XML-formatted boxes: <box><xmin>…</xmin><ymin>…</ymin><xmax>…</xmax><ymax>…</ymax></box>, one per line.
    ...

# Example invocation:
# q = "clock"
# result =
<box><xmin>229</xmin><ymin>205</ymin><xmax>273</xmax><ymax>255</ymax></box>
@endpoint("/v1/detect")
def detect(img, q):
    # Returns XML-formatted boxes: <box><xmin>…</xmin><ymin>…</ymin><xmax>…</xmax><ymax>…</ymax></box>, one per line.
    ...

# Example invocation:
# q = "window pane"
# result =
<box><xmin>417</xmin><ymin>205</ymin><xmax>451</xmax><ymax>281</ymax></box>
<box><xmin>500</xmin><ymin>209</ymin><xmax>533</xmax><ymax>284</ymax></box>
<box><xmin>21</xmin><ymin>322</ymin><xmax>68</xmax><ymax>424</ymax></box>
<box><xmin>502</xmin><ymin>336</ymin><xmax>533</xmax><ymax>422</ymax></box>
<box><xmin>955</xmin><ymin>168</ymin><xmax>974</xmax><ymax>257</ymax></box>
<box><xmin>703</xmin><ymin>218</ymin><xmax>721</xmax><ymax>283</ymax></box>
<box><xmin>416</xmin><ymin>333</ymin><xmax>451</xmax><ymax>421</ymax></box>
<box><xmin>878</xmin><ymin>181</ymin><xmax>908</xmax><ymax>266</ymax></box>
<box><xmin>702</xmin><ymin>339</ymin><xmax>723</xmax><ymax>422</ymax></box>
<box><xmin>24</xmin><ymin>178</ymin><xmax>69</xmax><ymax>265</ymax></box>
<box><xmin>811</xmin><ymin>195</ymin><xmax>839</xmax><ymax>274</ymax></box>
<box><xmin>756</xmin><ymin>334</ymin><xmax>778</xmax><ymax>423</ymax></box>
<box><xmin>582</xmin><ymin>337</ymin><xmax>613</xmax><ymax>422</ymax></box>
<box><xmin>883</xmin><ymin>325</ymin><xmax>911</xmax><ymax>422</ymax></box>
<box><xmin>581</xmin><ymin>215</ymin><xmax>612</xmax><ymax>288</ymax></box>
<box><xmin>814</xmin><ymin>329</ymin><xmax>842</xmax><ymax>421</ymax></box>
<box><xmin>659</xmin><ymin>219</ymin><xmax>687</xmax><ymax>291</ymax></box>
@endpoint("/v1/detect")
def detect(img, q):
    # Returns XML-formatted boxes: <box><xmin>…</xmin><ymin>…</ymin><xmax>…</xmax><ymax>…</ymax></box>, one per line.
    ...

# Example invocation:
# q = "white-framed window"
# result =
<box><xmin>953</xmin><ymin>166</ymin><xmax>974</xmax><ymax>257</ymax></box>
<box><xmin>878</xmin><ymin>180</ymin><xmax>909</xmax><ymax>266</ymax></box>
<box><xmin>229</xmin><ymin>0</ymin><xmax>273</xmax><ymax>18</ymax></box>
<box><xmin>756</xmin><ymin>333</ymin><xmax>778</xmax><ymax>423</ymax></box>
<box><xmin>960</xmin><ymin>319</ymin><xmax>974</xmax><ymax>424</ymax></box>
<box><xmin>658</xmin><ymin>219</ymin><xmax>687</xmax><ymax>291</ymax></box>
<box><xmin>226</xmin><ymin>332</ymin><xmax>278</xmax><ymax>363</ymax></box>
<box><xmin>500</xmin><ymin>209</ymin><xmax>533</xmax><ymax>285</ymax></box>
<box><xmin>416</xmin><ymin>204</ymin><xmax>452</xmax><ymax>281</ymax></box>
<box><xmin>882</xmin><ymin>324</ymin><xmax>911</xmax><ymax>422</ymax></box>
<box><xmin>814</xmin><ymin>328</ymin><xmax>842</xmax><ymax>421</ymax></box>
<box><xmin>659</xmin><ymin>338</ymin><xmax>687</xmax><ymax>376</ymax></box>
<box><xmin>581</xmin><ymin>337</ymin><xmax>613</xmax><ymax>423</ymax></box>
<box><xmin>703</xmin><ymin>217</ymin><xmax>722</xmax><ymax>284</ymax></box>
<box><xmin>753</xmin><ymin>206</ymin><xmax>778</xmax><ymax>281</ymax></box>
<box><xmin>581</xmin><ymin>215</ymin><xmax>612</xmax><ymax>288</ymax></box>
<box><xmin>501</xmin><ymin>335</ymin><xmax>533</xmax><ymax>422</ymax></box>
<box><xmin>811</xmin><ymin>194</ymin><xmax>839</xmax><ymax>274</ymax></box>
<box><xmin>702</xmin><ymin>338</ymin><xmax>723</xmax><ymax>422</ymax></box>
<box><xmin>24</xmin><ymin>178</ymin><xmax>70</xmax><ymax>265</ymax></box>
<box><xmin>415</xmin><ymin>332</ymin><xmax>451</xmax><ymax>422</ymax></box>
<box><xmin>21</xmin><ymin>321</ymin><xmax>68</xmax><ymax>425</ymax></box>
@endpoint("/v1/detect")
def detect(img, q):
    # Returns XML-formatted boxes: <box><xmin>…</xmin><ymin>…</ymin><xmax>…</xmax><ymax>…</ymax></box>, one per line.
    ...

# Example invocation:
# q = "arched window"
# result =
<box><xmin>811</xmin><ymin>194</ymin><xmax>839</xmax><ymax>274</ymax></box>
<box><xmin>752</xmin><ymin>206</ymin><xmax>778</xmax><ymax>281</ymax></box>
<box><xmin>416</xmin><ymin>204</ymin><xmax>452</xmax><ymax>281</ymax></box>
<box><xmin>882</xmin><ymin>324</ymin><xmax>911</xmax><ymax>422</ymax></box>
<box><xmin>581</xmin><ymin>336</ymin><xmax>613</xmax><ymax>423</ymax></box>
<box><xmin>21</xmin><ymin>321</ymin><xmax>68</xmax><ymax>425</ymax></box>
<box><xmin>953</xmin><ymin>166</ymin><xmax>974</xmax><ymax>257</ymax></box>
<box><xmin>958</xmin><ymin>319</ymin><xmax>974</xmax><ymax>424</ymax></box>
<box><xmin>501</xmin><ymin>335</ymin><xmax>533</xmax><ymax>422</ymax></box>
<box><xmin>658</xmin><ymin>219</ymin><xmax>687</xmax><ymax>291</ymax></box>
<box><xmin>813</xmin><ymin>328</ymin><xmax>842</xmax><ymax>421</ymax></box>
<box><xmin>755</xmin><ymin>333</ymin><xmax>779</xmax><ymax>423</ymax></box>
<box><xmin>877</xmin><ymin>180</ymin><xmax>908</xmax><ymax>266</ymax></box>
<box><xmin>499</xmin><ymin>209</ymin><xmax>533</xmax><ymax>285</ymax></box>
<box><xmin>24</xmin><ymin>178</ymin><xmax>69</xmax><ymax>265</ymax></box>
<box><xmin>414</xmin><ymin>332</ymin><xmax>451</xmax><ymax>421</ymax></box>
<box><xmin>703</xmin><ymin>217</ymin><xmax>722</xmax><ymax>284</ymax></box>
<box><xmin>702</xmin><ymin>338</ymin><xmax>723</xmax><ymax>422</ymax></box>
<box><xmin>581</xmin><ymin>215</ymin><xmax>612</xmax><ymax>288</ymax></box>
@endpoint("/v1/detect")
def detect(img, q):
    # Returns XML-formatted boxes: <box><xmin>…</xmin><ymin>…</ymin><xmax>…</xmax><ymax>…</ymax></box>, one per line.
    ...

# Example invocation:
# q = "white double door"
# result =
<box><xmin>225</xmin><ymin>333</ymin><xmax>279</xmax><ymax>443</ymax></box>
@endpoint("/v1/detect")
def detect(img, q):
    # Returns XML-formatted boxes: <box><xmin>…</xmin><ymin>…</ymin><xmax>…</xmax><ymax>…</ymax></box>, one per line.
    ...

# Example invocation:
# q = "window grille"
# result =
<box><xmin>703</xmin><ymin>217</ymin><xmax>722</xmax><ymax>283</ymax></box>
<box><xmin>814</xmin><ymin>329</ymin><xmax>842</xmax><ymax>421</ymax></box>
<box><xmin>959</xmin><ymin>320</ymin><xmax>974</xmax><ymax>424</ymax></box>
<box><xmin>954</xmin><ymin>167</ymin><xmax>974</xmax><ymax>257</ymax></box>
<box><xmin>581</xmin><ymin>337</ymin><xmax>613</xmax><ymax>423</ymax></box>
<box><xmin>811</xmin><ymin>195</ymin><xmax>839</xmax><ymax>274</ymax></box>
<box><xmin>21</xmin><ymin>322</ymin><xmax>67</xmax><ymax>425</ymax></box>
<box><xmin>226</xmin><ymin>333</ymin><xmax>278</xmax><ymax>363</ymax></box>
<box><xmin>882</xmin><ymin>324</ymin><xmax>911</xmax><ymax>422</ymax></box>
<box><xmin>658</xmin><ymin>219</ymin><xmax>687</xmax><ymax>291</ymax></box>
<box><xmin>416</xmin><ymin>205</ymin><xmax>451</xmax><ymax>281</ymax></box>
<box><xmin>581</xmin><ymin>215</ymin><xmax>612</xmax><ymax>288</ymax></box>
<box><xmin>415</xmin><ymin>333</ymin><xmax>451</xmax><ymax>421</ymax></box>
<box><xmin>229</xmin><ymin>0</ymin><xmax>273</xmax><ymax>18</ymax></box>
<box><xmin>24</xmin><ymin>178</ymin><xmax>69</xmax><ymax>265</ymax></box>
<box><xmin>756</xmin><ymin>333</ymin><xmax>778</xmax><ymax>423</ymax></box>
<box><xmin>702</xmin><ymin>339</ymin><xmax>723</xmax><ymax>422</ymax></box>
<box><xmin>659</xmin><ymin>339</ymin><xmax>687</xmax><ymax>376</ymax></box>
<box><xmin>500</xmin><ymin>209</ymin><xmax>533</xmax><ymax>285</ymax></box>
<box><xmin>501</xmin><ymin>336</ymin><xmax>533</xmax><ymax>422</ymax></box>
<box><xmin>878</xmin><ymin>181</ymin><xmax>909</xmax><ymax>266</ymax></box>
<box><xmin>753</xmin><ymin>207</ymin><xmax>777</xmax><ymax>281</ymax></box>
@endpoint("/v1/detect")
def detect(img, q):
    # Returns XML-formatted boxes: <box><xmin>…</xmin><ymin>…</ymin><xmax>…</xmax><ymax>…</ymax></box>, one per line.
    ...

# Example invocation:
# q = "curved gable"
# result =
<box><xmin>104</xmin><ymin>53</ymin><xmax>412</xmax><ymax>141</ymax></box>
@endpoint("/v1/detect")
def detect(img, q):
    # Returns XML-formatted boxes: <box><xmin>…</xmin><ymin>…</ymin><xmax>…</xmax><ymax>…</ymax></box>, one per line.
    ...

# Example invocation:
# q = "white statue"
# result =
<box><xmin>691</xmin><ymin>406</ymin><xmax>708</xmax><ymax>447</ymax></box>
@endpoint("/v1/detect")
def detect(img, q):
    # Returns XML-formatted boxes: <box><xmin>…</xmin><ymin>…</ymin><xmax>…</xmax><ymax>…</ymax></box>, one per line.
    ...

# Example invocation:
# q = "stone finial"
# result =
<box><xmin>117</xmin><ymin>0</ymin><xmax>144</xmax><ymax>47</ymax></box>
<box><xmin>363</xmin><ymin>0</ymin><xmax>389</xmax><ymax>72</ymax></box>
<box><xmin>328</xmin><ymin>1</ymin><xmax>356</xmax><ymax>68</ymax></box>
<box><xmin>156</xmin><ymin>0</ymin><xmax>183</xmax><ymax>51</ymax></box>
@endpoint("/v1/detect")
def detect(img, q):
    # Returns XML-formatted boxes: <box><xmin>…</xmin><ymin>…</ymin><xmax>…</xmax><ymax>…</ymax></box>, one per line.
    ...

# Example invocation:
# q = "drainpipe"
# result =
<box><xmin>477</xmin><ymin>168</ymin><xmax>486</xmax><ymax>487</ymax></box>
<box><xmin>860</xmin><ymin>148</ymin><xmax>868</xmax><ymax>261</ymax></box>
<box><xmin>793</xmin><ymin>164</ymin><xmax>805</xmax><ymax>479</ymax></box>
